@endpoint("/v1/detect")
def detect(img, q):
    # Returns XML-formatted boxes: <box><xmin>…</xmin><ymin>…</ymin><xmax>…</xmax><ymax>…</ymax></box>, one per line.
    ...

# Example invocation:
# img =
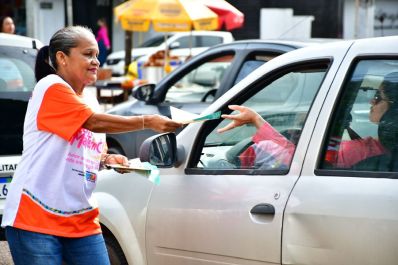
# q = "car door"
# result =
<box><xmin>283</xmin><ymin>37</ymin><xmax>398</xmax><ymax>264</ymax></box>
<box><xmin>0</xmin><ymin>42</ymin><xmax>37</xmax><ymax>235</ymax></box>
<box><xmin>145</xmin><ymin>57</ymin><xmax>333</xmax><ymax>264</ymax></box>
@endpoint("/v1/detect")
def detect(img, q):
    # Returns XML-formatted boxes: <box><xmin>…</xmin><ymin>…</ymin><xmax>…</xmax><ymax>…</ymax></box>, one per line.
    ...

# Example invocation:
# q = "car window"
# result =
<box><xmin>173</xmin><ymin>36</ymin><xmax>196</xmax><ymax>49</ymax></box>
<box><xmin>0</xmin><ymin>48</ymin><xmax>36</xmax><ymax>92</ymax></box>
<box><xmin>0</xmin><ymin>44</ymin><xmax>37</xmax><ymax>156</ymax></box>
<box><xmin>139</xmin><ymin>35</ymin><xmax>167</xmax><ymax>48</ymax></box>
<box><xmin>234</xmin><ymin>54</ymin><xmax>277</xmax><ymax>85</ymax></box>
<box><xmin>319</xmin><ymin>59</ymin><xmax>398</xmax><ymax>173</ymax></box>
<box><xmin>165</xmin><ymin>54</ymin><xmax>234</xmax><ymax>103</ymax></box>
<box><xmin>197</xmin><ymin>36</ymin><xmax>224</xmax><ymax>47</ymax></box>
<box><xmin>192</xmin><ymin>63</ymin><xmax>328</xmax><ymax>172</ymax></box>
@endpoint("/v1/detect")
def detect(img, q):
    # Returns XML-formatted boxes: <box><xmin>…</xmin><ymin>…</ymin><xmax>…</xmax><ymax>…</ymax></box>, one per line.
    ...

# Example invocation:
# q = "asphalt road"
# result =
<box><xmin>0</xmin><ymin>241</ymin><xmax>12</xmax><ymax>265</ymax></box>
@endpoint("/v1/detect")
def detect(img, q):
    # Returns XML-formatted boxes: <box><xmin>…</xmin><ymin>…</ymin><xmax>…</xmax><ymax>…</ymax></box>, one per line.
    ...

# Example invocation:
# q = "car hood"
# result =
<box><xmin>106</xmin><ymin>98</ymin><xmax>139</xmax><ymax>116</ymax></box>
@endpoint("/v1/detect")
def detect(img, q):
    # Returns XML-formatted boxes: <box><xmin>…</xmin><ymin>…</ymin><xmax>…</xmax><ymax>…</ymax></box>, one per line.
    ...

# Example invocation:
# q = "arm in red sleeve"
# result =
<box><xmin>239</xmin><ymin>122</ymin><xmax>296</xmax><ymax>168</ymax></box>
<box><xmin>336</xmin><ymin>137</ymin><xmax>386</xmax><ymax>168</ymax></box>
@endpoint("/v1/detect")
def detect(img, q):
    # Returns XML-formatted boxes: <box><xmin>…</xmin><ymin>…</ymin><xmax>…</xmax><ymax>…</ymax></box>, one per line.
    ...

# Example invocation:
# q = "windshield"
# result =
<box><xmin>0</xmin><ymin>44</ymin><xmax>37</xmax><ymax>155</ymax></box>
<box><xmin>0</xmin><ymin>45</ymin><xmax>37</xmax><ymax>92</ymax></box>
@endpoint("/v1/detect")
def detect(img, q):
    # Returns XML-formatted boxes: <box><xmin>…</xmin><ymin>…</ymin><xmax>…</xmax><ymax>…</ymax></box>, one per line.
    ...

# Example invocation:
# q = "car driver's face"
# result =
<box><xmin>370</xmin><ymin>87</ymin><xmax>390</xmax><ymax>124</ymax></box>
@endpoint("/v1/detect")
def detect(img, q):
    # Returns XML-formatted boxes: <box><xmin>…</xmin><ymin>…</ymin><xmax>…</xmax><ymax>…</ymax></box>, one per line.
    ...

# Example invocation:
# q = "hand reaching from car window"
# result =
<box><xmin>218</xmin><ymin>105</ymin><xmax>266</xmax><ymax>133</ymax></box>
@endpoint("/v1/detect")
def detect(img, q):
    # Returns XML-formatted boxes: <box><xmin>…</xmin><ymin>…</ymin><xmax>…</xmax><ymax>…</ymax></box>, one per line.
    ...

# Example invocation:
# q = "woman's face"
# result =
<box><xmin>369</xmin><ymin>88</ymin><xmax>390</xmax><ymax>123</ymax></box>
<box><xmin>61</xmin><ymin>34</ymin><xmax>100</xmax><ymax>87</ymax></box>
<box><xmin>2</xmin><ymin>17</ymin><xmax>15</xmax><ymax>34</ymax></box>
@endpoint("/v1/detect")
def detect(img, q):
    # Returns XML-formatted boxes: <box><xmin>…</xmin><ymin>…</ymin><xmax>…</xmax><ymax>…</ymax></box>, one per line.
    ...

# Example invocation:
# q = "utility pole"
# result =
<box><xmin>66</xmin><ymin>0</ymin><xmax>73</xmax><ymax>26</ymax></box>
<box><xmin>125</xmin><ymin>31</ymin><xmax>133</xmax><ymax>75</ymax></box>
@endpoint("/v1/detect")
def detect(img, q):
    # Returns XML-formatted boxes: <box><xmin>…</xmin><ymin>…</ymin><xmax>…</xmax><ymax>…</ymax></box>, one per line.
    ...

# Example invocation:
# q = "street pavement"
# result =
<box><xmin>0</xmin><ymin>241</ymin><xmax>12</xmax><ymax>265</ymax></box>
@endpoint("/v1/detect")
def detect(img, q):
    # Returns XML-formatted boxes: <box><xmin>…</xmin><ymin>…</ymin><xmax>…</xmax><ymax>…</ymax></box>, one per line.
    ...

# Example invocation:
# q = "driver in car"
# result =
<box><xmin>217</xmin><ymin>72</ymin><xmax>398</xmax><ymax>170</ymax></box>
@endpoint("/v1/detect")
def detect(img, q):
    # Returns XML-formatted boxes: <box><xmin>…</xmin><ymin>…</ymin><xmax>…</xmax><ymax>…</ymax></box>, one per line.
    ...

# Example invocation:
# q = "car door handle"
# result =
<box><xmin>250</xmin><ymin>203</ymin><xmax>275</xmax><ymax>215</ymax></box>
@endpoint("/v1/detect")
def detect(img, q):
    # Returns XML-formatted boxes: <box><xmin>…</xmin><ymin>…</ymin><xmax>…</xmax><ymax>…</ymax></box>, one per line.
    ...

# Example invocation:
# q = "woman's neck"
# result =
<box><xmin>57</xmin><ymin>72</ymin><xmax>84</xmax><ymax>95</ymax></box>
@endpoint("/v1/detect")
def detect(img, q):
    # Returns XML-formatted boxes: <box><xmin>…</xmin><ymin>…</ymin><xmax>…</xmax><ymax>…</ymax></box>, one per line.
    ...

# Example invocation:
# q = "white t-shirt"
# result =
<box><xmin>2</xmin><ymin>74</ymin><xmax>105</xmax><ymax>238</ymax></box>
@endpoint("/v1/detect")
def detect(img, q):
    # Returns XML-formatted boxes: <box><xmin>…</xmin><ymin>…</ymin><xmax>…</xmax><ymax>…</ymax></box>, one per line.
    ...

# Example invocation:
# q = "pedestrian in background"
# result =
<box><xmin>0</xmin><ymin>16</ymin><xmax>15</xmax><ymax>34</ymax></box>
<box><xmin>1</xmin><ymin>25</ymin><xmax>181</xmax><ymax>265</ymax></box>
<box><xmin>96</xmin><ymin>18</ymin><xmax>111</xmax><ymax>66</ymax></box>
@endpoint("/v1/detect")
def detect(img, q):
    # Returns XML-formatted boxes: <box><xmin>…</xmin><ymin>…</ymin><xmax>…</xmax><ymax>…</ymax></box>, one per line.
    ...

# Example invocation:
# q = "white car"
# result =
<box><xmin>103</xmin><ymin>31</ymin><xmax>234</xmax><ymax>76</ymax></box>
<box><xmin>0</xmin><ymin>33</ymin><xmax>42</xmax><ymax>238</ymax></box>
<box><xmin>95</xmin><ymin>36</ymin><xmax>398</xmax><ymax>265</ymax></box>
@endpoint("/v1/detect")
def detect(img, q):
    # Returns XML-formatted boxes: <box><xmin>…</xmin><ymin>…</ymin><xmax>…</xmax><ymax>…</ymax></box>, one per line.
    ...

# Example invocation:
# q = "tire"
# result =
<box><xmin>107</xmin><ymin>145</ymin><xmax>125</xmax><ymax>155</ymax></box>
<box><xmin>104</xmin><ymin>232</ymin><xmax>128</xmax><ymax>265</ymax></box>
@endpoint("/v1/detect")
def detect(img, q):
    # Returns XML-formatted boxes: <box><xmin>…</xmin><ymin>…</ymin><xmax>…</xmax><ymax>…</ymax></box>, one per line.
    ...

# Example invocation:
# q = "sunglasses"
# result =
<box><xmin>373</xmin><ymin>90</ymin><xmax>383</xmax><ymax>104</ymax></box>
<box><xmin>373</xmin><ymin>90</ymin><xmax>394</xmax><ymax>105</ymax></box>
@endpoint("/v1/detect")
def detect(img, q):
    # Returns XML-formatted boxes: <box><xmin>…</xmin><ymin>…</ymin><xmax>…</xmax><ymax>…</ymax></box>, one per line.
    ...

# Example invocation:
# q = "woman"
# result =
<box><xmin>0</xmin><ymin>16</ymin><xmax>15</xmax><ymax>34</ymax></box>
<box><xmin>96</xmin><ymin>18</ymin><xmax>111</xmax><ymax>66</ymax></box>
<box><xmin>1</xmin><ymin>26</ymin><xmax>181</xmax><ymax>265</ymax></box>
<box><xmin>218</xmin><ymin>72</ymin><xmax>398</xmax><ymax>169</ymax></box>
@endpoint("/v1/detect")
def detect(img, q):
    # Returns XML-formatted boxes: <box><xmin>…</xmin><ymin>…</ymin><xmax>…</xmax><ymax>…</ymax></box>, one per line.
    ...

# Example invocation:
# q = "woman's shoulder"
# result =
<box><xmin>37</xmin><ymin>74</ymin><xmax>69</xmax><ymax>88</ymax></box>
<box><xmin>34</xmin><ymin>74</ymin><xmax>72</xmax><ymax>95</ymax></box>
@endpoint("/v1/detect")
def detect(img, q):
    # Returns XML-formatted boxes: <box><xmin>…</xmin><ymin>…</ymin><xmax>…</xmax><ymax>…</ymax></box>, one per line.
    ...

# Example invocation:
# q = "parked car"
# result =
<box><xmin>103</xmin><ymin>31</ymin><xmax>234</xmax><ymax>76</ymax></box>
<box><xmin>95</xmin><ymin>36</ymin><xmax>398</xmax><ymax>265</ymax></box>
<box><xmin>106</xmin><ymin>39</ymin><xmax>317</xmax><ymax>158</ymax></box>
<box><xmin>0</xmin><ymin>33</ymin><xmax>42</xmax><ymax>240</ymax></box>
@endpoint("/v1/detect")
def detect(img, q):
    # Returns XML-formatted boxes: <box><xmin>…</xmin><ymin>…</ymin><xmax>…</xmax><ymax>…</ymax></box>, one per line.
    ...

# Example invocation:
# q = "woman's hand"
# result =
<box><xmin>217</xmin><ymin>105</ymin><xmax>265</xmax><ymax>133</ymax></box>
<box><xmin>105</xmin><ymin>154</ymin><xmax>129</xmax><ymax>166</ymax></box>
<box><xmin>144</xmin><ymin>114</ymin><xmax>183</xmax><ymax>133</ymax></box>
<box><xmin>103</xmin><ymin>154</ymin><xmax>130</xmax><ymax>174</ymax></box>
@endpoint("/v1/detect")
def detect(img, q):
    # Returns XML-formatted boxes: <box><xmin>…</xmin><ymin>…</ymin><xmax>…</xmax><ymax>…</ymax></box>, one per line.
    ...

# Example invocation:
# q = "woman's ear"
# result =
<box><xmin>55</xmin><ymin>51</ymin><xmax>67</xmax><ymax>67</ymax></box>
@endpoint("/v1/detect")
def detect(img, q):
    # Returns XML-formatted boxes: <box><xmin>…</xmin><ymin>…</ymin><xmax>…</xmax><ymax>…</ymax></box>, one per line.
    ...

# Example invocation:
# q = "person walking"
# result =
<box><xmin>1</xmin><ymin>25</ymin><xmax>181</xmax><ymax>265</ymax></box>
<box><xmin>96</xmin><ymin>18</ymin><xmax>111</xmax><ymax>66</ymax></box>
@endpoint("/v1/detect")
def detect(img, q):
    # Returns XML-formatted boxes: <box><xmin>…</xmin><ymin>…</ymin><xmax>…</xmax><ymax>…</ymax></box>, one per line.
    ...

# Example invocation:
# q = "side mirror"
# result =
<box><xmin>139</xmin><ymin>132</ymin><xmax>182</xmax><ymax>168</ymax></box>
<box><xmin>169</xmin><ymin>41</ymin><xmax>180</xmax><ymax>50</ymax></box>
<box><xmin>132</xmin><ymin>83</ymin><xmax>155</xmax><ymax>102</ymax></box>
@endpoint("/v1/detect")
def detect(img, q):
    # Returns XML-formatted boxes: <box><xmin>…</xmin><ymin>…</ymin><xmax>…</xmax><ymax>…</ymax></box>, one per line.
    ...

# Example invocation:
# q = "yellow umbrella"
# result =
<box><xmin>114</xmin><ymin>0</ymin><xmax>220</xmax><ymax>75</ymax></box>
<box><xmin>115</xmin><ymin>0</ymin><xmax>219</xmax><ymax>32</ymax></box>
<box><xmin>114</xmin><ymin>0</ymin><xmax>135</xmax><ymax>21</ymax></box>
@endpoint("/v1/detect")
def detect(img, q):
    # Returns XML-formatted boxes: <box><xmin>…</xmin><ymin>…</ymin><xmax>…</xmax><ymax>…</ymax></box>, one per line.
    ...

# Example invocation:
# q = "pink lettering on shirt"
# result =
<box><xmin>69</xmin><ymin>129</ymin><xmax>104</xmax><ymax>153</ymax></box>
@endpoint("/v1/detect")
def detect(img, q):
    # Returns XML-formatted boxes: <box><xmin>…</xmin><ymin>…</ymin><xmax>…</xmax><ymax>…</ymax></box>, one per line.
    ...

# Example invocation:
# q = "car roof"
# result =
<box><xmin>207</xmin><ymin>38</ymin><xmax>337</xmax><ymax>51</ymax></box>
<box><xmin>0</xmin><ymin>33</ymin><xmax>43</xmax><ymax>49</ymax></box>
<box><xmin>168</xmin><ymin>30</ymin><xmax>233</xmax><ymax>36</ymax></box>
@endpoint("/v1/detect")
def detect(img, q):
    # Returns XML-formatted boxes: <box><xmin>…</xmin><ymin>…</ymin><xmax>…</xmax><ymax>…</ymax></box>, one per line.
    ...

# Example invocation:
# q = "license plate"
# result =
<box><xmin>0</xmin><ymin>177</ymin><xmax>11</xmax><ymax>199</ymax></box>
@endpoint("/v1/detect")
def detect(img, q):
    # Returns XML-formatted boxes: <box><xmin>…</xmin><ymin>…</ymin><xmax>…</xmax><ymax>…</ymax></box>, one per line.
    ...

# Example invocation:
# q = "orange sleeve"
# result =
<box><xmin>37</xmin><ymin>83</ymin><xmax>94</xmax><ymax>141</ymax></box>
